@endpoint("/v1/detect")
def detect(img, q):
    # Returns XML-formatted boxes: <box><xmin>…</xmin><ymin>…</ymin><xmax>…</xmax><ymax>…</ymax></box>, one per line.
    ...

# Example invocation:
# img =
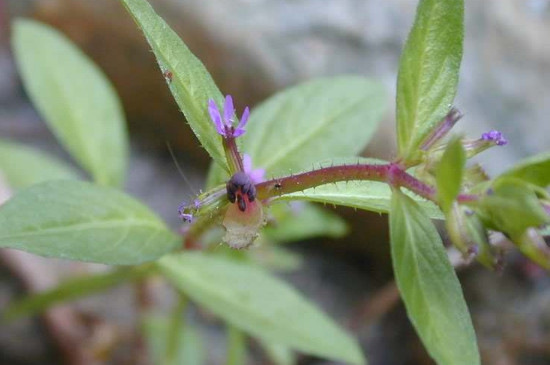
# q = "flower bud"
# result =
<box><xmin>446</xmin><ymin>204</ymin><xmax>499</xmax><ymax>269</ymax></box>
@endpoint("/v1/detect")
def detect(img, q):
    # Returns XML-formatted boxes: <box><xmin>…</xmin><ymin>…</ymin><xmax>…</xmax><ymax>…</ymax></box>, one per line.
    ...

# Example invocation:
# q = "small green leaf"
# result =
<box><xmin>264</xmin><ymin>202</ymin><xmax>348</xmax><ymax>242</ymax></box>
<box><xmin>435</xmin><ymin>137</ymin><xmax>466</xmax><ymax>212</ymax></box>
<box><xmin>514</xmin><ymin>228</ymin><xmax>550</xmax><ymax>270</ymax></box>
<box><xmin>159</xmin><ymin>252</ymin><xmax>366</xmax><ymax>365</ymax></box>
<box><xmin>120</xmin><ymin>0</ymin><xmax>227</xmax><ymax>170</ymax></box>
<box><xmin>12</xmin><ymin>20</ymin><xmax>128</xmax><ymax>187</ymax></box>
<box><xmin>396</xmin><ymin>0</ymin><xmax>464</xmax><ymax>156</ymax></box>
<box><xmin>4</xmin><ymin>265</ymin><xmax>154</xmax><ymax>319</ymax></box>
<box><xmin>389</xmin><ymin>190</ymin><xmax>480</xmax><ymax>365</ymax></box>
<box><xmin>142</xmin><ymin>315</ymin><xmax>205</xmax><ymax>365</ymax></box>
<box><xmin>0</xmin><ymin>140</ymin><xmax>79</xmax><ymax>190</ymax></box>
<box><xmin>0</xmin><ymin>180</ymin><xmax>179</xmax><ymax>264</ymax></box>
<box><xmin>499</xmin><ymin>151</ymin><xmax>550</xmax><ymax>187</ymax></box>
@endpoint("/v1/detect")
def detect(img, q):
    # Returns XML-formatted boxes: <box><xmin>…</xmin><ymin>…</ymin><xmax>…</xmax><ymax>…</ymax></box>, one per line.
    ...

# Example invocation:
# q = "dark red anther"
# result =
<box><xmin>226</xmin><ymin>172</ymin><xmax>256</xmax><ymax>212</ymax></box>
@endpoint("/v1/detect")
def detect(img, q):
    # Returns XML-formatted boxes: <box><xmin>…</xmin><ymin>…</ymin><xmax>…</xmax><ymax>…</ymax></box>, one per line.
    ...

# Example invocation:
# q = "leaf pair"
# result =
<box><xmin>392</xmin><ymin>1</ymin><xmax>482</xmax><ymax>364</ymax></box>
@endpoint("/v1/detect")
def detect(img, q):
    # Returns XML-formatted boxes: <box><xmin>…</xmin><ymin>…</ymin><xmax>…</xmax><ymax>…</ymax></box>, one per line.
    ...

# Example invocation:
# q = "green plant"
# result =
<box><xmin>1</xmin><ymin>0</ymin><xmax>549</xmax><ymax>364</ymax></box>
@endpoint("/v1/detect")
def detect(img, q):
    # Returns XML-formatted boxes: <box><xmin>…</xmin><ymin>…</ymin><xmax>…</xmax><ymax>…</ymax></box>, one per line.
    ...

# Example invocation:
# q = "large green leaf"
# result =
<box><xmin>0</xmin><ymin>140</ymin><xmax>79</xmax><ymax>190</ymax></box>
<box><xmin>0</xmin><ymin>180</ymin><xmax>179</xmax><ymax>264</ymax></box>
<box><xmin>207</xmin><ymin>77</ymin><xmax>387</xmax><ymax>185</ymax></box>
<box><xmin>159</xmin><ymin>252</ymin><xmax>365</xmax><ymax>365</ymax></box>
<box><xmin>264</xmin><ymin>202</ymin><xmax>348</xmax><ymax>242</ymax></box>
<box><xmin>435</xmin><ymin>137</ymin><xmax>466</xmax><ymax>212</ymax></box>
<box><xmin>389</xmin><ymin>190</ymin><xmax>479</xmax><ymax>365</ymax></box>
<box><xmin>499</xmin><ymin>151</ymin><xmax>550</xmax><ymax>187</ymax></box>
<box><xmin>243</xmin><ymin>77</ymin><xmax>386</xmax><ymax>176</ymax></box>
<box><xmin>120</xmin><ymin>0</ymin><xmax>227</xmax><ymax>170</ymax></box>
<box><xmin>396</xmin><ymin>0</ymin><xmax>464</xmax><ymax>156</ymax></box>
<box><xmin>12</xmin><ymin>20</ymin><xmax>128</xmax><ymax>187</ymax></box>
<box><xmin>5</xmin><ymin>265</ymin><xmax>154</xmax><ymax>319</ymax></box>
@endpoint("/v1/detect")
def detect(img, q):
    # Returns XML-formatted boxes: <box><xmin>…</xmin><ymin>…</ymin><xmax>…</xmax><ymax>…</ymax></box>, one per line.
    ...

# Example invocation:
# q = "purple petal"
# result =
<box><xmin>237</xmin><ymin>106</ymin><xmax>250</xmax><ymax>131</ymax></box>
<box><xmin>243</xmin><ymin>154</ymin><xmax>253</xmax><ymax>174</ymax></box>
<box><xmin>223</xmin><ymin>95</ymin><xmax>234</xmax><ymax>126</ymax></box>
<box><xmin>232</xmin><ymin>128</ymin><xmax>246</xmax><ymax>138</ymax></box>
<box><xmin>208</xmin><ymin>99</ymin><xmax>225</xmax><ymax>136</ymax></box>
<box><xmin>249</xmin><ymin>168</ymin><xmax>266</xmax><ymax>184</ymax></box>
<box><xmin>180</xmin><ymin>213</ymin><xmax>193</xmax><ymax>222</ymax></box>
<box><xmin>481</xmin><ymin>130</ymin><xmax>507</xmax><ymax>146</ymax></box>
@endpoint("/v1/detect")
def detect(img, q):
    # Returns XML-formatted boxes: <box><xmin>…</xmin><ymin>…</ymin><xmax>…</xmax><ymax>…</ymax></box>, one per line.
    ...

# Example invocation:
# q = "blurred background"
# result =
<box><xmin>1</xmin><ymin>0</ymin><xmax>550</xmax><ymax>364</ymax></box>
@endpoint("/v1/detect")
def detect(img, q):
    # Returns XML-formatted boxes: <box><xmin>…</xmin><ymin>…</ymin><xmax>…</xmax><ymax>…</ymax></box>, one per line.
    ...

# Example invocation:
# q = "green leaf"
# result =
<box><xmin>0</xmin><ymin>180</ymin><xmax>179</xmax><ymax>264</ymax></box>
<box><xmin>435</xmin><ymin>137</ymin><xmax>466</xmax><ymax>212</ymax></box>
<box><xmin>4</xmin><ymin>265</ymin><xmax>154</xmax><ymax>319</ymax></box>
<box><xmin>499</xmin><ymin>151</ymin><xmax>550</xmax><ymax>187</ymax></box>
<box><xmin>396</xmin><ymin>0</ymin><xmax>464</xmax><ymax>156</ymax></box>
<box><xmin>120</xmin><ymin>0</ymin><xmax>226</xmax><ymax>170</ymax></box>
<box><xmin>0</xmin><ymin>140</ymin><xmax>79</xmax><ymax>190</ymax></box>
<box><xmin>159</xmin><ymin>252</ymin><xmax>365</xmax><ymax>365</ymax></box>
<box><xmin>249</xmin><ymin>244</ymin><xmax>303</xmax><ymax>272</ymax></box>
<box><xmin>207</xmin><ymin>77</ymin><xmax>387</xmax><ymax>185</ymax></box>
<box><xmin>389</xmin><ymin>190</ymin><xmax>479</xmax><ymax>365</ymax></box>
<box><xmin>142</xmin><ymin>315</ymin><xmax>205</xmax><ymax>365</ymax></box>
<box><xmin>244</xmin><ymin>77</ymin><xmax>386</xmax><ymax>176</ymax></box>
<box><xmin>12</xmin><ymin>20</ymin><xmax>128</xmax><ymax>187</ymax></box>
<box><xmin>278</xmin><ymin>181</ymin><xmax>442</xmax><ymax>219</ymax></box>
<box><xmin>264</xmin><ymin>202</ymin><xmax>348</xmax><ymax>242</ymax></box>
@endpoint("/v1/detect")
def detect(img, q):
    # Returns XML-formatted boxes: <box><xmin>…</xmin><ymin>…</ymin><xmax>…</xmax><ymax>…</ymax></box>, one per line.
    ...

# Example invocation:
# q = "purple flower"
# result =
<box><xmin>178</xmin><ymin>201</ymin><xmax>193</xmax><ymax>222</ymax></box>
<box><xmin>208</xmin><ymin>95</ymin><xmax>250</xmax><ymax>138</ymax></box>
<box><xmin>243</xmin><ymin>154</ymin><xmax>265</xmax><ymax>184</ymax></box>
<box><xmin>481</xmin><ymin>130</ymin><xmax>508</xmax><ymax>146</ymax></box>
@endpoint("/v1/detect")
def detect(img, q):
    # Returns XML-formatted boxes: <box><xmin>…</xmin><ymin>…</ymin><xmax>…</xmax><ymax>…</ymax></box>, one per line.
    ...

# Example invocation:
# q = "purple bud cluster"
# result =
<box><xmin>481</xmin><ymin>130</ymin><xmax>508</xmax><ymax>146</ymax></box>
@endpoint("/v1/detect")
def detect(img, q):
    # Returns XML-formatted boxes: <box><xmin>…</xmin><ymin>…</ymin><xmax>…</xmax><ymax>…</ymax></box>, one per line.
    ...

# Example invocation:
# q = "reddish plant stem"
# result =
<box><xmin>256</xmin><ymin>162</ymin><xmax>478</xmax><ymax>204</ymax></box>
<box><xmin>223</xmin><ymin>137</ymin><xmax>244</xmax><ymax>174</ymax></box>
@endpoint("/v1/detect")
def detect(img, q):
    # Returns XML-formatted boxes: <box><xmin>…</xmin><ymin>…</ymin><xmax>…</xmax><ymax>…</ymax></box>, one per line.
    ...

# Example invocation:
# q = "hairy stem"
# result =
<box><xmin>256</xmin><ymin>162</ymin><xmax>477</xmax><ymax>204</ymax></box>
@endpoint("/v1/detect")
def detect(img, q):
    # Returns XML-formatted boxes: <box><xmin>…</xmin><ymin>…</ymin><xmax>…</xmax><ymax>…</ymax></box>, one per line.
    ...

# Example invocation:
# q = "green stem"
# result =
<box><xmin>164</xmin><ymin>293</ymin><xmax>188</xmax><ymax>365</ymax></box>
<box><xmin>226</xmin><ymin>325</ymin><xmax>247</xmax><ymax>365</ymax></box>
<box><xmin>223</xmin><ymin>137</ymin><xmax>244</xmax><ymax>174</ymax></box>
